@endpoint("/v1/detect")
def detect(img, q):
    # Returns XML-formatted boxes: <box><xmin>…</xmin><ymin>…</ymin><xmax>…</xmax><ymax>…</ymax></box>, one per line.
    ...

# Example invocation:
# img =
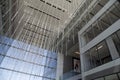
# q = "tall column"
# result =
<box><xmin>56</xmin><ymin>53</ymin><xmax>64</xmax><ymax>80</ymax></box>
<box><xmin>106</xmin><ymin>37</ymin><xmax>120</xmax><ymax>60</ymax></box>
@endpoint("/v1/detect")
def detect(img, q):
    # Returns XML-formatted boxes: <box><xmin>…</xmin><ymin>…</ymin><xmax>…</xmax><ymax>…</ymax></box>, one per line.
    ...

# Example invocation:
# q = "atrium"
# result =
<box><xmin>0</xmin><ymin>0</ymin><xmax>120</xmax><ymax>80</ymax></box>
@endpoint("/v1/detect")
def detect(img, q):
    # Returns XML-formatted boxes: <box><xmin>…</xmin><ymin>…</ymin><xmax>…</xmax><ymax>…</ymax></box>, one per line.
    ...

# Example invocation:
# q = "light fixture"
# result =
<box><xmin>75</xmin><ymin>52</ymin><xmax>80</xmax><ymax>54</ymax></box>
<box><xmin>96</xmin><ymin>45</ymin><xmax>103</xmax><ymax>50</ymax></box>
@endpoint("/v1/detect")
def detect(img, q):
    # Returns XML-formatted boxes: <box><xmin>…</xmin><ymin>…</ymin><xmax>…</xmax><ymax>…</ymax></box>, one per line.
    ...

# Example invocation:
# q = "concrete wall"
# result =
<box><xmin>80</xmin><ymin>17</ymin><xmax>120</xmax><ymax>80</ymax></box>
<box><xmin>66</xmin><ymin>74</ymin><xmax>81</xmax><ymax>80</ymax></box>
<box><xmin>78</xmin><ymin>0</ymin><xmax>120</xmax><ymax>80</ymax></box>
<box><xmin>56</xmin><ymin>53</ymin><xmax>64</xmax><ymax>80</ymax></box>
<box><xmin>63</xmin><ymin>55</ymin><xmax>73</xmax><ymax>73</ymax></box>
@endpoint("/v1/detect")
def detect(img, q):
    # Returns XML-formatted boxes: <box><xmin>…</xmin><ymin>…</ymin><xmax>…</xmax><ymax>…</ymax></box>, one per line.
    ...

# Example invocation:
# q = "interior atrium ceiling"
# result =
<box><xmin>16</xmin><ymin>0</ymin><xmax>84</xmax><ymax>49</ymax></box>
<box><xmin>0</xmin><ymin>0</ymin><xmax>84</xmax><ymax>78</ymax></box>
<box><xmin>24</xmin><ymin>0</ymin><xmax>84</xmax><ymax>29</ymax></box>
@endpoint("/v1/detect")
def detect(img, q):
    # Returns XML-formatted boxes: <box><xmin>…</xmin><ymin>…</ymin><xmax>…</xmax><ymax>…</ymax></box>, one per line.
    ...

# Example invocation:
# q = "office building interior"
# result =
<box><xmin>0</xmin><ymin>0</ymin><xmax>120</xmax><ymax>80</ymax></box>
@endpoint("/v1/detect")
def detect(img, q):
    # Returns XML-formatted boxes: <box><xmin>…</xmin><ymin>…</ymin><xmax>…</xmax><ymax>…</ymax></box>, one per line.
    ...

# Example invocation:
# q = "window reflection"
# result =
<box><xmin>105</xmin><ymin>74</ymin><xmax>119</xmax><ymax>80</ymax></box>
<box><xmin>83</xmin><ymin>41</ymin><xmax>112</xmax><ymax>71</ymax></box>
<box><xmin>0</xmin><ymin>55</ymin><xmax>4</xmax><ymax>64</ymax></box>
<box><xmin>92</xmin><ymin>22</ymin><xmax>103</xmax><ymax>37</ymax></box>
<box><xmin>81</xmin><ymin>32</ymin><xmax>88</xmax><ymax>46</ymax></box>
<box><xmin>0</xmin><ymin>44</ymin><xmax>10</xmax><ymax>54</ymax></box>
<box><xmin>83</xmin><ymin>52</ymin><xmax>91</xmax><ymax>71</ymax></box>
<box><xmin>0</xmin><ymin>69</ymin><xmax>12</xmax><ymax>80</ymax></box>
<box><xmin>80</xmin><ymin>3</ymin><xmax>120</xmax><ymax>47</ymax></box>
<box><xmin>0</xmin><ymin>36</ymin><xmax>57</xmax><ymax>80</ymax></box>
<box><xmin>118</xmin><ymin>73</ymin><xmax>120</xmax><ymax>78</ymax></box>
<box><xmin>90</xmin><ymin>46</ymin><xmax>100</xmax><ymax>68</ymax></box>
<box><xmin>0</xmin><ymin>57</ymin><xmax>16</xmax><ymax>69</ymax></box>
<box><xmin>97</xmin><ymin>41</ymin><xmax>112</xmax><ymax>64</ymax></box>
<box><xmin>117</xmin><ymin>30</ymin><xmax>120</xmax><ymax>39</ymax></box>
<box><xmin>94</xmin><ymin>73</ymin><xmax>120</xmax><ymax>80</ymax></box>
<box><xmin>95</xmin><ymin>77</ymin><xmax>104</xmax><ymax>80</ymax></box>
<box><xmin>112</xmin><ymin>30</ymin><xmax>120</xmax><ymax>55</ymax></box>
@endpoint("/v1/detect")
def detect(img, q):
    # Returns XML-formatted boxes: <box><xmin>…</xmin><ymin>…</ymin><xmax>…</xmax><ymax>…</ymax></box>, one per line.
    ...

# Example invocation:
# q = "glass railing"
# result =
<box><xmin>60</xmin><ymin>70</ymin><xmax>81</xmax><ymax>80</ymax></box>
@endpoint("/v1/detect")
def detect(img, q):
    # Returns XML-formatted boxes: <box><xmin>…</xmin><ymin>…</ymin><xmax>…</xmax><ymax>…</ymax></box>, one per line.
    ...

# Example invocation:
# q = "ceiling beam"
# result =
<box><xmin>40</xmin><ymin>0</ymin><xmax>65</xmax><ymax>12</ymax></box>
<box><xmin>26</xmin><ymin>21</ymin><xmax>52</xmax><ymax>33</ymax></box>
<box><xmin>66</xmin><ymin>0</ymin><xmax>72</xmax><ymax>3</ymax></box>
<box><xmin>27</xmin><ymin>5</ymin><xmax>60</xmax><ymax>20</ymax></box>
<box><xmin>23</xmin><ymin>28</ymin><xmax>49</xmax><ymax>38</ymax></box>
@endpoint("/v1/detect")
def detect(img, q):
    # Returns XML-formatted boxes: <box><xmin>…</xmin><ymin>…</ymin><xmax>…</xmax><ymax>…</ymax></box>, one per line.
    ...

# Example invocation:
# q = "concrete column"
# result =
<box><xmin>56</xmin><ymin>53</ymin><xmax>64</xmax><ymax>80</ymax></box>
<box><xmin>106</xmin><ymin>37</ymin><xmax>119</xmax><ymax>60</ymax></box>
<box><xmin>81</xmin><ymin>53</ymin><xmax>90</xmax><ymax>80</ymax></box>
<box><xmin>80</xmin><ymin>54</ymin><xmax>85</xmax><ymax>80</ymax></box>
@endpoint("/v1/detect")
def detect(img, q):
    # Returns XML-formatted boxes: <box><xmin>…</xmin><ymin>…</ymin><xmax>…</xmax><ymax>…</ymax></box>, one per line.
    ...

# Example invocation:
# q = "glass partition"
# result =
<box><xmin>80</xmin><ymin>2</ymin><xmax>120</xmax><ymax>47</ymax></box>
<box><xmin>112</xmin><ymin>30</ymin><xmax>120</xmax><ymax>56</ymax></box>
<box><xmin>94</xmin><ymin>77</ymin><xmax>104</xmax><ymax>80</ymax></box>
<box><xmin>105</xmin><ymin>74</ymin><xmax>119</xmax><ymax>80</ymax></box>
<box><xmin>83</xmin><ymin>41</ymin><xmax>112</xmax><ymax>71</ymax></box>
<box><xmin>94</xmin><ymin>72</ymin><xmax>120</xmax><ymax>80</ymax></box>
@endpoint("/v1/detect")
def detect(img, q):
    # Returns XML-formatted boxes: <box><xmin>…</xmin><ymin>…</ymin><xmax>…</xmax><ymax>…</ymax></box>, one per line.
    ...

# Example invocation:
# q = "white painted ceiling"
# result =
<box><xmin>24</xmin><ymin>0</ymin><xmax>83</xmax><ymax>32</ymax></box>
<box><xmin>19</xmin><ymin>0</ymin><xmax>84</xmax><ymax>48</ymax></box>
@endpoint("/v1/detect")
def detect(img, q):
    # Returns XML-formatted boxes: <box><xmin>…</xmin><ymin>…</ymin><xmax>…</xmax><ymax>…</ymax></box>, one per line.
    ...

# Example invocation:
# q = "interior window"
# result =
<box><xmin>105</xmin><ymin>74</ymin><xmax>119</xmax><ymax>80</ymax></box>
<box><xmin>90</xmin><ymin>46</ymin><xmax>100</xmax><ymax>68</ymax></box>
<box><xmin>97</xmin><ymin>41</ymin><xmax>112</xmax><ymax>64</ymax></box>
<box><xmin>118</xmin><ymin>73</ymin><xmax>120</xmax><ymax>79</ymax></box>
<box><xmin>94</xmin><ymin>77</ymin><xmax>104</xmax><ymax>80</ymax></box>
<box><xmin>112</xmin><ymin>33</ymin><xmax>120</xmax><ymax>56</ymax></box>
